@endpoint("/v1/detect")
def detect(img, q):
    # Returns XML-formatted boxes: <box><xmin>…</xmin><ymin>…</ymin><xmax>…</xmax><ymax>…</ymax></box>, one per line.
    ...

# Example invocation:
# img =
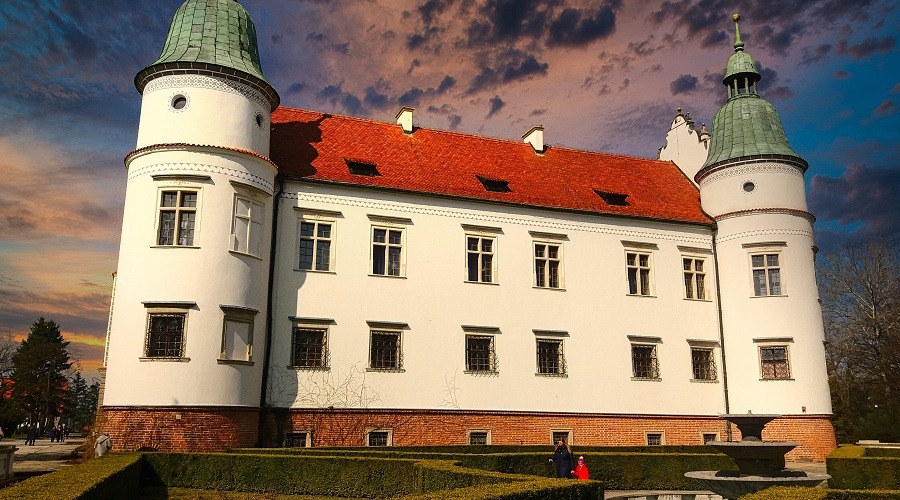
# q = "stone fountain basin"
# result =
<box><xmin>708</xmin><ymin>440</ymin><xmax>801</xmax><ymax>475</ymax></box>
<box><xmin>685</xmin><ymin>470</ymin><xmax>830</xmax><ymax>499</ymax></box>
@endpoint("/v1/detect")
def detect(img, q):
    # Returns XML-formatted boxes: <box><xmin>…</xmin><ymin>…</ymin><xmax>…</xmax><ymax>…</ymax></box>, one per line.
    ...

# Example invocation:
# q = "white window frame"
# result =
<box><xmin>219</xmin><ymin>305</ymin><xmax>257</xmax><ymax>364</ymax></box>
<box><xmin>535</xmin><ymin>331</ymin><xmax>567</xmax><ymax>377</ymax></box>
<box><xmin>465</xmin><ymin>334</ymin><xmax>497</xmax><ymax>374</ymax></box>
<box><xmin>754</xmin><ymin>338</ymin><xmax>793</xmax><ymax>381</ymax></box>
<box><xmin>140</xmin><ymin>301</ymin><xmax>194</xmax><ymax>362</ymax></box>
<box><xmin>702</xmin><ymin>432</ymin><xmax>719</xmax><ymax>444</ymax></box>
<box><xmin>629</xmin><ymin>335</ymin><xmax>662</xmax><ymax>381</ymax></box>
<box><xmin>368</xmin><ymin>215</ymin><xmax>411</xmax><ymax>278</ymax></box>
<box><xmin>625</xmin><ymin>250</ymin><xmax>654</xmax><ymax>296</ymax></box>
<box><xmin>645</xmin><ymin>431</ymin><xmax>666</xmax><ymax>446</ymax></box>
<box><xmin>231</xmin><ymin>195</ymin><xmax>264</xmax><ymax>257</ymax></box>
<box><xmin>531</xmin><ymin>232</ymin><xmax>567</xmax><ymax>290</ymax></box>
<box><xmin>467</xmin><ymin>429</ymin><xmax>492</xmax><ymax>445</ymax></box>
<box><xmin>744</xmin><ymin>242</ymin><xmax>787</xmax><ymax>297</ymax></box>
<box><xmin>368</xmin><ymin>327</ymin><xmax>404</xmax><ymax>372</ymax></box>
<box><xmin>297</xmin><ymin>218</ymin><xmax>336</xmax><ymax>272</ymax></box>
<box><xmin>154</xmin><ymin>187</ymin><xmax>202</xmax><ymax>247</ymax></box>
<box><xmin>284</xmin><ymin>430</ymin><xmax>313</xmax><ymax>448</ymax></box>
<box><xmin>682</xmin><ymin>256</ymin><xmax>708</xmax><ymax>300</ymax></box>
<box><xmin>289</xmin><ymin>320</ymin><xmax>330</xmax><ymax>370</ymax></box>
<box><xmin>550</xmin><ymin>429</ymin><xmax>573</xmax><ymax>446</ymax></box>
<box><xmin>465</xmin><ymin>234</ymin><xmax>497</xmax><ymax>284</ymax></box>
<box><xmin>366</xmin><ymin>428</ymin><xmax>393</xmax><ymax>447</ymax></box>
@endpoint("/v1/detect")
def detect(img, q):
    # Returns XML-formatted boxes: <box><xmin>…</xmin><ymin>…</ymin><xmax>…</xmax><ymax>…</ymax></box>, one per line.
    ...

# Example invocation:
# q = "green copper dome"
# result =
<box><xmin>136</xmin><ymin>0</ymin><xmax>279</xmax><ymax>107</ymax></box>
<box><xmin>701</xmin><ymin>15</ymin><xmax>803</xmax><ymax>170</ymax></box>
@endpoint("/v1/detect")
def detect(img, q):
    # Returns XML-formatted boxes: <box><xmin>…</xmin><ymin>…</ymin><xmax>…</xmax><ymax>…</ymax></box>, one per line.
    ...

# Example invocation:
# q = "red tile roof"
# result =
<box><xmin>270</xmin><ymin>107</ymin><xmax>711</xmax><ymax>225</ymax></box>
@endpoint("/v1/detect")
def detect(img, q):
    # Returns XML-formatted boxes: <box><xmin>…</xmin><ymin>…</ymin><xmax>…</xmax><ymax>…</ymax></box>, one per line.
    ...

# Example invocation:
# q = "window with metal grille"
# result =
<box><xmin>466</xmin><ymin>236</ymin><xmax>495</xmax><ymax>283</ymax></box>
<box><xmin>631</xmin><ymin>344</ymin><xmax>659</xmax><ymax>379</ymax></box>
<box><xmin>703</xmin><ymin>433</ymin><xmax>719</xmax><ymax>444</ymax></box>
<box><xmin>691</xmin><ymin>348</ymin><xmax>717</xmax><ymax>381</ymax></box>
<box><xmin>534</xmin><ymin>243</ymin><xmax>561</xmax><ymax>288</ymax></box>
<box><xmin>284</xmin><ymin>431</ymin><xmax>310</xmax><ymax>448</ymax></box>
<box><xmin>367</xmin><ymin>430</ymin><xmax>391</xmax><ymax>446</ymax></box>
<box><xmin>646</xmin><ymin>432</ymin><xmax>664</xmax><ymax>446</ymax></box>
<box><xmin>751</xmin><ymin>253</ymin><xmax>782</xmax><ymax>296</ymax></box>
<box><xmin>298</xmin><ymin>221</ymin><xmax>333</xmax><ymax>271</ymax></box>
<box><xmin>370</xmin><ymin>330</ymin><xmax>401</xmax><ymax>370</ymax></box>
<box><xmin>372</xmin><ymin>227</ymin><xmax>403</xmax><ymax>276</ymax></box>
<box><xmin>551</xmin><ymin>430</ymin><xmax>572</xmax><ymax>445</ymax></box>
<box><xmin>683</xmin><ymin>258</ymin><xmax>707</xmax><ymax>299</ymax></box>
<box><xmin>157</xmin><ymin>190</ymin><xmax>197</xmax><ymax>246</ymax></box>
<box><xmin>468</xmin><ymin>430</ymin><xmax>490</xmax><ymax>445</ymax></box>
<box><xmin>536</xmin><ymin>339</ymin><xmax>565</xmax><ymax>375</ymax></box>
<box><xmin>465</xmin><ymin>335</ymin><xmax>496</xmax><ymax>373</ymax></box>
<box><xmin>626</xmin><ymin>252</ymin><xmax>652</xmax><ymax>295</ymax></box>
<box><xmin>291</xmin><ymin>327</ymin><xmax>327</xmax><ymax>369</ymax></box>
<box><xmin>760</xmin><ymin>346</ymin><xmax>791</xmax><ymax>379</ymax></box>
<box><xmin>146</xmin><ymin>313</ymin><xmax>185</xmax><ymax>358</ymax></box>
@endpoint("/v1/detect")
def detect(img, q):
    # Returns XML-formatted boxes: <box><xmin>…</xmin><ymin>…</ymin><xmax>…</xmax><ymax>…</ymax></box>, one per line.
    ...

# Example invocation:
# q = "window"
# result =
<box><xmin>632</xmin><ymin>344</ymin><xmax>659</xmax><ymax>379</ymax></box>
<box><xmin>220</xmin><ymin>306</ymin><xmax>257</xmax><ymax>363</ymax></box>
<box><xmin>751</xmin><ymin>253</ymin><xmax>782</xmax><ymax>296</ymax></box>
<box><xmin>291</xmin><ymin>327</ymin><xmax>328</xmax><ymax>369</ymax></box>
<box><xmin>370</xmin><ymin>330</ymin><xmax>402</xmax><ymax>370</ymax></box>
<box><xmin>367</xmin><ymin>429</ymin><xmax>392</xmax><ymax>447</ymax></box>
<box><xmin>703</xmin><ymin>433</ymin><xmax>719</xmax><ymax>444</ymax></box>
<box><xmin>551</xmin><ymin>430</ymin><xmax>572</xmax><ymax>446</ymax></box>
<box><xmin>683</xmin><ymin>258</ymin><xmax>707</xmax><ymax>300</ymax></box>
<box><xmin>534</xmin><ymin>243</ymin><xmax>562</xmax><ymax>288</ymax></box>
<box><xmin>626</xmin><ymin>252</ymin><xmax>652</xmax><ymax>295</ymax></box>
<box><xmin>468</xmin><ymin>430</ymin><xmax>491</xmax><ymax>445</ymax></box>
<box><xmin>284</xmin><ymin>431</ymin><xmax>311</xmax><ymax>448</ymax></box>
<box><xmin>476</xmin><ymin>175</ymin><xmax>511</xmax><ymax>192</ymax></box>
<box><xmin>232</xmin><ymin>196</ymin><xmax>263</xmax><ymax>256</ymax></box>
<box><xmin>594</xmin><ymin>189</ymin><xmax>629</xmax><ymax>206</ymax></box>
<box><xmin>760</xmin><ymin>345</ymin><xmax>791</xmax><ymax>380</ymax></box>
<box><xmin>299</xmin><ymin>220</ymin><xmax>333</xmax><ymax>271</ymax></box>
<box><xmin>466</xmin><ymin>236</ymin><xmax>495</xmax><ymax>283</ymax></box>
<box><xmin>465</xmin><ymin>335</ymin><xmax>496</xmax><ymax>373</ymax></box>
<box><xmin>157</xmin><ymin>190</ymin><xmax>197</xmax><ymax>246</ymax></box>
<box><xmin>372</xmin><ymin>227</ymin><xmax>404</xmax><ymax>276</ymax></box>
<box><xmin>691</xmin><ymin>348</ymin><xmax>717</xmax><ymax>381</ymax></box>
<box><xmin>146</xmin><ymin>313</ymin><xmax>186</xmax><ymax>358</ymax></box>
<box><xmin>646</xmin><ymin>432</ymin><xmax>665</xmax><ymax>446</ymax></box>
<box><xmin>536</xmin><ymin>339</ymin><xmax>566</xmax><ymax>376</ymax></box>
<box><xmin>346</xmin><ymin>159</ymin><xmax>380</xmax><ymax>176</ymax></box>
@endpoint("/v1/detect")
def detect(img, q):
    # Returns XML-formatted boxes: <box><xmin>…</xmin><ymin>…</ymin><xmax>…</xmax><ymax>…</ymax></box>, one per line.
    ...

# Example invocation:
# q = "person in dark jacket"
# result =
<box><xmin>549</xmin><ymin>438</ymin><xmax>574</xmax><ymax>478</ymax></box>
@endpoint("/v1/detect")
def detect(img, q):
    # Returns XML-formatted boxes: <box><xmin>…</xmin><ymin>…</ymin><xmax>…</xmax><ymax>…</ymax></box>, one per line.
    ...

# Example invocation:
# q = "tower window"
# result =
<box><xmin>255</xmin><ymin>113</ymin><xmax>263</xmax><ymax>128</ymax></box>
<box><xmin>743</xmin><ymin>181</ymin><xmax>756</xmax><ymax>193</ymax></box>
<box><xmin>171</xmin><ymin>94</ymin><xmax>188</xmax><ymax>110</ymax></box>
<box><xmin>157</xmin><ymin>190</ymin><xmax>197</xmax><ymax>246</ymax></box>
<box><xmin>751</xmin><ymin>253</ymin><xmax>782</xmax><ymax>296</ymax></box>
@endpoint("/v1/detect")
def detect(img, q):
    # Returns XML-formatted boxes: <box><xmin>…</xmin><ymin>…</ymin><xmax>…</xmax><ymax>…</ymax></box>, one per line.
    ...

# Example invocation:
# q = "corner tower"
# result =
<box><xmin>697</xmin><ymin>15</ymin><xmax>834</xmax><ymax>452</ymax></box>
<box><xmin>101</xmin><ymin>0</ymin><xmax>280</xmax><ymax>451</ymax></box>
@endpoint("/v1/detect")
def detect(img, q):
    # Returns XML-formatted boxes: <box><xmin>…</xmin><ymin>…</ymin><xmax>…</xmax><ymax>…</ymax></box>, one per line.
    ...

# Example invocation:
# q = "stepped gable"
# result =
<box><xmin>270</xmin><ymin>106</ymin><xmax>711</xmax><ymax>225</ymax></box>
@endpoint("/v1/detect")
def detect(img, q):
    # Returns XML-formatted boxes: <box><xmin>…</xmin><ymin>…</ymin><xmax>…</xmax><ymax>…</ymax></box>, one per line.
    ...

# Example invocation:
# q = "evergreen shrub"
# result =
<box><xmin>0</xmin><ymin>453</ymin><xmax>142</xmax><ymax>500</ymax></box>
<box><xmin>828</xmin><ymin>445</ymin><xmax>900</xmax><ymax>490</ymax></box>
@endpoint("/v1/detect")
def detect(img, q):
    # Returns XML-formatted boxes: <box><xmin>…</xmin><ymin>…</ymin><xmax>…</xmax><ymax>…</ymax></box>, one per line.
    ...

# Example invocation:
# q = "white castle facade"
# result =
<box><xmin>99</xmin><ymin>1</ymin><xmax>836</xmax><ymax>460</ymax></box>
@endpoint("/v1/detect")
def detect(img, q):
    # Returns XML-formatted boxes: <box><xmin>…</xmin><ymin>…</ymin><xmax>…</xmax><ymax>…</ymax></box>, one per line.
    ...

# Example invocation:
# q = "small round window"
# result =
<box><xmin>171</xmin><ymin>94</ymin><xmax>188</xmax><ymax>110</ymax></box>
<box><xmin>743</xmin><ymin>181</ymin><xmax>756</xmax><ymax>193</ymax></box>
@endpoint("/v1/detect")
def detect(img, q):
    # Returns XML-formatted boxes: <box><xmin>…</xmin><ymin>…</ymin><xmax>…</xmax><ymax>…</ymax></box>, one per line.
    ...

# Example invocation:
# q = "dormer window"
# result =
<box><xmin>594</xmin><ymin>189</ymin><xmax>629</xmax><ymax>206</ymax></box>
<box><xmin>345</xmin><ymin>159</ymin><xmax>380</xmax><ymax>176</ymax></box>
<box><xmin>476</xmin><ymin>175</ymin><xmax>511</xmax><ymax>193</ymax></box>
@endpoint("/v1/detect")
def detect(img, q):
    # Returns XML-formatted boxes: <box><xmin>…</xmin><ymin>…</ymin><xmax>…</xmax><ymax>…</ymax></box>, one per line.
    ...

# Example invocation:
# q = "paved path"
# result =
<box><xmin>8</xmin><ymin>438</ymin><xmax>85</xmax><ymax>475</ymax></box>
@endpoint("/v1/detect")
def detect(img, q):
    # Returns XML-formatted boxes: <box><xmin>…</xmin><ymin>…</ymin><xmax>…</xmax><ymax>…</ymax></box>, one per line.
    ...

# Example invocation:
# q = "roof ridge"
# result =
<box><xmin>274</xmin><ymin>105</ymin><xmax>664</xmax><ymax>163</ymax></box>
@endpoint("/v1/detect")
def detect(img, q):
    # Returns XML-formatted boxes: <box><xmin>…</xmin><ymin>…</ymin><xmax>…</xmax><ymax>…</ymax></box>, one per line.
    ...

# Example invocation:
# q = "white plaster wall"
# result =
<box><xmin>103</xmin><ymin>148</ymin><xmax>275</xmax><ymax>407</ymax></box>
<box><xmin>714</xmin><ymin>213</ymin><xmax>831</xmax><ymax>415</ymax></box>
<box><xmin>136</xmin><ymin>74</ymin><xmax>271</xmax><ymax>155</ymax></box>
<box><xmin>658</xmin><ymin>115</ymin><xmax>710</xmax><ymax>185</ymax></box>
<box><xmin>699</xmin><ymin>161</ymin><xmax>809</xmax><ymax>215</ymax></box>
<box><xmin>267</xmin><ymin>182</ymin><xmax>727</xmax><ymax>416</ymax></box>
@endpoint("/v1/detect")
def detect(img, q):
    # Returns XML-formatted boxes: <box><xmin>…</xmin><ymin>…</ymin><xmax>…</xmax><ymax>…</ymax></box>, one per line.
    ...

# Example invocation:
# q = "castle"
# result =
<box><xmin>99</xmin><ymin>1</ymin><xmax>836</xmax><ymax>460</ymax></box>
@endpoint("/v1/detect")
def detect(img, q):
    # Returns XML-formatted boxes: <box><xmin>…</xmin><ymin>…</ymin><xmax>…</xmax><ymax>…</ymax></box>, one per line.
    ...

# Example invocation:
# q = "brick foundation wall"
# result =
<box><xmin>264</xmin><ymin>409</ymin><xmax>836</xmax><ymax>461</ymax></box>
<box><xmin>98</xmin><ymin>406</ymin><xmax>260</xmax><ymax>452</ymax></box>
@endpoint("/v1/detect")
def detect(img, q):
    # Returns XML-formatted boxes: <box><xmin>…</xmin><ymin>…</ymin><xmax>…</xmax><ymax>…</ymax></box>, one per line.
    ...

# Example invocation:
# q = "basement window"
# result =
<box><xmin>345</xmin><ymin>159</ymin><xmax>380</xmax><ymax>176</ymax></box>
<box><xmin>476</xmin><ymin>175</ymin><xmax>511</xmax><ymax>193</ymax></box>
<box><xmin>594</xmin><ymin>189</ymin><xmax>629</xmax><ymax>206</ymax></box>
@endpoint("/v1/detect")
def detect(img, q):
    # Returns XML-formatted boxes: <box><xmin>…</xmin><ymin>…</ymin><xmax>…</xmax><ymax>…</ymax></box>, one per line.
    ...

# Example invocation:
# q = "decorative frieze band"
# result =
<box><xmin>282</xmin><ymin>192</ymin><xmax>713</xmax><ymax>245</ymax></box>
<box><xmin>144</xmin><ymin>74</ymin><xmax>270</xmax><ymax>110</ymax></box>
<box><xmin>129</xmin><ymin>162</ymin><xmax>274</xmax><ymax>194</ymax></box>
<box><xmin>717</xmin><ymin>228</ymin><xmax>813</xmax><ymax>243</ymax></box>
<box><xmin>700</xmin><ymin>162</ymin><xmax>803</xmax><ymax>187</ymax></box>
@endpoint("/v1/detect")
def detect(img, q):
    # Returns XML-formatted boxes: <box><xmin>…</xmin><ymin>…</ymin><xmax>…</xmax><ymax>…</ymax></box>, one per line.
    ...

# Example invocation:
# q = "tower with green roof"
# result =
<box><xmin>102</xmin><ymin>0</ymin><xmax>280</xmax><ymax>451</ymax></box>
<box><xmin>696</xmin><ymin>15</ymin><xmax>832</xmax><ymax>422</ymax></box>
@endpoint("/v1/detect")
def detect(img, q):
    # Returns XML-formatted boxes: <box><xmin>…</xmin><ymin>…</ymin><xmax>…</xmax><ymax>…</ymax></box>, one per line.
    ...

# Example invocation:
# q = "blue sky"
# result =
<box><xmin>0</xmin><ymin>0</ymin><xmax>897</xmax><ymax>378</ymax></box>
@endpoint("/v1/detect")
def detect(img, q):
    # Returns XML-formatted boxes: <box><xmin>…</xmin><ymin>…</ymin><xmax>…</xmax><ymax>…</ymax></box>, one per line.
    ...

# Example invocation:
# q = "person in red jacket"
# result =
<box><xmin>573</xmin><ymin>456</ymin><xmax>590</xmax><ymax>480</ymax></box>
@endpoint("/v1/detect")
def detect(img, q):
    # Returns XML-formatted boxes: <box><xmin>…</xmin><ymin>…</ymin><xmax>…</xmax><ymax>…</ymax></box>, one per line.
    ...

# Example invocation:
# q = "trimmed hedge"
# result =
<box><xmin>867</xmin><ymin>448</ymin><xmax>900</xmax><ymax>458</ymax></box>
<box><xmin>741</xmin><ymin>486</ymin><xmax>900</xmax><ymax>499</ymax></box>
<box><xmin>398</xmin><ymin>479</ymin><xmax>602</xmax><ymax>500</ymax></box>
<box><xmin>828</xmin><ymin>445</ymin><xmax>900</xmax><ymax>490</ymax></box>
<box><xmin>0</xmin><ymin>453</ymin><xmax>142</xmax><ymax>500</ymax></box>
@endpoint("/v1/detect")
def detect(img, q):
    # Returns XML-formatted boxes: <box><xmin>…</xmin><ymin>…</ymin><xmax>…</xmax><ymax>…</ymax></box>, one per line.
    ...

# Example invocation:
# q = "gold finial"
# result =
<box><xmin>732</xmin><ymin>13</ymin><xmax>744</xmax><ymax>51</ymax></box>
<box><xmin>732</xmin><ymin>13</ymin><xmax>740</xmax><ymax>23</ymax></box>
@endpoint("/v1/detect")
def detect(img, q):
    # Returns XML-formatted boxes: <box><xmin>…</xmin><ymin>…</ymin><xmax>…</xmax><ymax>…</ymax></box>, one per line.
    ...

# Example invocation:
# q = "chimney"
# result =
<box><xmin>396</xmin><ymin>106</ymin><xmax>414</xmax><ymax>133</ymax></box>
<box><xmin>523</xmin><ymin>125</ymin><xmax>544</xmax><ymax>154</ymax></box>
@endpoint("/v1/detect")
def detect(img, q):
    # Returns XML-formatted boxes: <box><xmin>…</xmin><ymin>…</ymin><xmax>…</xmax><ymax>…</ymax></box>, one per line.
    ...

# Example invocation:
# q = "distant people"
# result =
<box><xmin>573</xmin><ymin>455</ymin><xmax>590</xmax><ymax>480</ymax></box>
<box><xmin>549</xmin><ymin>438</ymin><xmax>574</xmax><ymax>478</ymax></box>
<box><xmin>95</xmin><ymin>433</ymin><xmax>112</xmax><ymax>457</ymax></box>
<box><xmin>0</xmin><ymin>426</ymin><xmax>5</xmax><ymax>440</ymax></box>
<box><xmin>25</xmin><ymin>427</ymin><xmax>36</xmax><ymax>446</ymax></box>
<box><xmin>63</xmin><ymin>424</ymin><xmax>69</xmax><ymax>442</ymax></box>
<box><xmin>49</xmin><ymin>426</ymin><xmax>58</xmax><ymax>443</ymax></box>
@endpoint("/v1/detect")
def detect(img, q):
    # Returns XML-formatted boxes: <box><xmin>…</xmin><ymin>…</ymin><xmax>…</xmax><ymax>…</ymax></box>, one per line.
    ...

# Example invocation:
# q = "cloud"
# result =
<box><xmin>833</xmin><ymin>70</ymin><xmax>851</xmax><ymax>79</ymax></box>
<box><xmin>890</xmin><ymin>83</ymin><xmax>900</xmax><ymax>94</ymax></box>
<box><xmin>756</xmin><ymin>63</ymin><xmax>794</xmax><ymax>100</ymax></box>
<box><xmin>316</xmin><ymin>83</ymin><xmax>364</xmax><ymax>115</ymax></box>
<box><xmin>547</xmin><ymin>5</ymin><xmax>619</xmax><ymax>47</ymax></box>
<box><xmin>670</xmin><ymin>74</ymin><xmax>698</xmax><ymax>95</ymax></box>
<box><xmin>800</xmin><ymin>44</ymin><xmax>832</xmax><ymax>66</ymax></box>
<box><xmin>397</xmin><ymin>75</ymin><xmax>457</xmax><ymax>108</ymax></box>
<box><xmin>873</xmin><ymin>99</ymin><xmax>897</xmax><ymax>118</ymax></box>
<box><xmin>835</xmin><ymin>36</ymin><xmax>896</xmax><ymax>59</ymax></box>
<box><xmin>627</xmin><ymin>36</ymin><xmax>662</xmax><ymax>57</ymax></box>
<box><xmin>619</xmin><ymin>78</ymin><xmax>630</xmax><ymax>92</ymax></box>
<box><xmin>469</xmin><ymin>49</ymin><xmax>549</xmax><ymax>93</ymax></box>
<box><xmin>486</xmin><ymin>95</ymin><xmax>506</xmax><ymax>118</ymax></box>
<box><xmin>810</xmin><ymin>164</ymin><xmax>900</xmax><ymax>241</ymax></box>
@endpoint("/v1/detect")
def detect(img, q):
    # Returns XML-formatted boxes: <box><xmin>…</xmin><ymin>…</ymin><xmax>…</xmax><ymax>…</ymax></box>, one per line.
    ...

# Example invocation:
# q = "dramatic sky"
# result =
<box><xmin>0</xmin><ymin>0</ymin><xmax>897</xmax><ymax>380</ymax></box>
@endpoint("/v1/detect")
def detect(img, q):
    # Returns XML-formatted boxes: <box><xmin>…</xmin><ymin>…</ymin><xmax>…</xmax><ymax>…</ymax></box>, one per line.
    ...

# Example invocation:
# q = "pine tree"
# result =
<box><xmin>12</xmin><ymin>318</ymin><xmax>72</xmax><ymax>432</ymax></box>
